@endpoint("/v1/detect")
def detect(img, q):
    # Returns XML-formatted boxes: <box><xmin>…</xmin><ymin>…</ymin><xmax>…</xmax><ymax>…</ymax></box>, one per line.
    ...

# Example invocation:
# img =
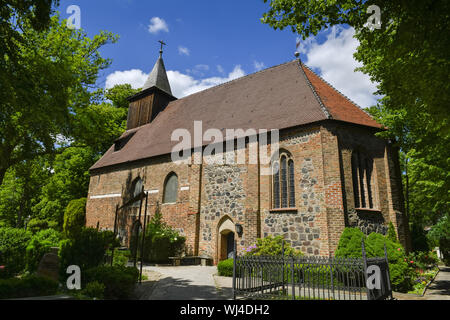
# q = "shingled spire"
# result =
<box><xmin>126</xmin><ymin>41</ymin><xmax>176</xmax><ymax>130</ymax></box>
<box><xmin>142</xmin><ymin>40</ymin><xmax>172</xmax><ymax>95</ymax></box>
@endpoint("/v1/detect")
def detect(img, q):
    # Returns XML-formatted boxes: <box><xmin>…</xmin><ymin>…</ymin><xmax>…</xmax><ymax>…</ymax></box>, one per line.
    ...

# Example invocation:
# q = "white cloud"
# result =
<box><xmin>253</xmin><ymin>61</ymin><xmax>265</xmax><ymax>71</ymax></box>
<box><xmin>105</xmin><ymin>69</ymin><xmax>147</xmax><ymax>89</ymax></box>
<box><xmin>168</xmin><ymin>65</ymin><xmax>245</xmax><ymax>97</ymax></box>
<box><xmin>178</xmin><ymin>46</ymin><xmax>190</xmax><ymax>56</ymax></box>
<box><xmin>105</xmin><ymin>65</ymin><xmax>246</xmax><ymax>99</ymax></box>
<box><xmin>217</xmin><ymin>65</ymin><xmax>225</xmax><ymax>74</ymax></box>
<box><xmin>300</xmin><ymin>26</ymin><xmax>380</xmax><ymax>108</ymax></box>
<box><xmin>148</xmin><ymin>17</ymin><xmax>169</xmax><ymax>34</ymax></box>
<box><xmin>186</xmin><ymin>64</ymin><xmax>210</xmax><ymax>77</ymax></box>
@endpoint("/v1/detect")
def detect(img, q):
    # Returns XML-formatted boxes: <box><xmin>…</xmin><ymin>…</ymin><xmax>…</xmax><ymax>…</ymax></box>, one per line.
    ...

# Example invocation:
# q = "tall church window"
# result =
<box><xmin>351</xmin><ymin>150</ymin><xmax>376</xmax><ymax>209</ymax></box>
<box><xmin>131</xmin><ymin>177</ymin><xmax>143</xmax><ymax>207</ymax></box>
<box><xmin>163</xmin><ymin>172</ymin><xmax>178</xmax><ymax>204</ymax></box>
<box><xmin>272</xmin><ymin>152</ymin><xmax>295</xmax><ymax>209</ymax></box>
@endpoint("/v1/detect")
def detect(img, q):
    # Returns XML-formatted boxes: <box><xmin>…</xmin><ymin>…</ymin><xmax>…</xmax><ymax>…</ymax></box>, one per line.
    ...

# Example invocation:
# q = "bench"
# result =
<box><xmin>169</xmin><ymin>256</ymin><xmax>213</xmax><ymax>266</ymax></box>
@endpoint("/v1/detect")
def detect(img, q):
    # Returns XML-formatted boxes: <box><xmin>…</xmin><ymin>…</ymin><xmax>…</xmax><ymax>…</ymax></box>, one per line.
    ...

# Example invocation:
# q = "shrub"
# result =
<box><xmin>218</xmin><ymin>258</ymin><xmax>234</xmax><ymax>277</ymax></box>
<box><xmin>386</xmin><ymin>222</ymin><xmax>399</xmax><ymax>243</ymax></box>
<box><xmin>58</xmin><ymin>227</ymin><xmax>110</xmax><ymax>279</ymax></box>
<box><xmin>82</xmin><ymin>281</ymin><xmax>105</xmax><ymax>300</ymax></box>
<box><xmin>410</xmin><ymin>224</ymin><xmax>430</xmax><ymax>252</ymax></box>
<box><xmin>0</xmin><ymin>275</ymin><xmax>59</xmax><ymax>299</ymax></box>
<box><xmin>335</xmin><ymin>228</ymin><xmax>413</xmax><ymax>292</ymax></box>
<box><xmin>84</xmin><ymin>265</ymin><xmax>139</xmax><ymax>300</ymax></box>
<box><xmin>0</xmin><ymin>227</ymin><xmax>32</xmax><ymax>278</ymax></box>
<box><xmin>138</xmin><ymin>209</ymin><xmax>185</xmax><ymax>263</ymax></box>
<box><xmin>244</xmin><ymin>235</ymin><xmax>303</xmax><ymax>257</ymax></box>
<box><xmin>334</xmin><ymin>228</ymin><xmax>365</xmax><ymax>258</ymax></box>
<box><xmin>25</xmin><ymin>229</ymin><xmax>61</xmax><ymax>273</ymax></box>
<box><xmin>112</xmin><ymin>249</ymin><xmax>130</xmax><ymax>267</ymax></box>
<box><xmin>365</xmin><ymin>232</ymin><xmax>413</xmax><ymax>292</ymax></box>
<box><xmin>27</xmin><ymin>218</ymin><xmax>59</xmax><ymax>234</ymax></box>
<box><xmin>63</xmin><ymin>198</ymin><xmax>87</xmax><ymax>239</ymax></box>
<box><xmin>407</xmin><ymin>250</ymin><xmax>439</xmax><ymax>271</ymax></box>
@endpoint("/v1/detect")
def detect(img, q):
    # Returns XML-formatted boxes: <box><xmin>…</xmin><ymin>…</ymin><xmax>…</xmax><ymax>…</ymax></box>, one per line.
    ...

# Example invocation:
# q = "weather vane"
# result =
<box><xmin>294</xmin><ymin>38</ymin><xmax>300</xmax><ymax>58</ymax></box>
<box><xmin>158</xmin><ymin>40</ymin><xmax>167</xmax><ymax>57</ymax></box>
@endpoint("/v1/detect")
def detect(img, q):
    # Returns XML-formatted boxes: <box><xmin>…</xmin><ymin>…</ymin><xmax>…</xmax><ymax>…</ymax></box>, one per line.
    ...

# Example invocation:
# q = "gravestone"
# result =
<box><xmin>36</xmin><ymin>247</ymin><xmax>60</xmax><ymax>281</ymax></box>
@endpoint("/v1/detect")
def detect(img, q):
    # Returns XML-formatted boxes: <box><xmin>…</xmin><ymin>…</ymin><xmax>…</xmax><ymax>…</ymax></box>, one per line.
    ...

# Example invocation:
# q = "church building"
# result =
<box><xmin>86</xmin><ymin>48</ymin><xmax>410</xmax><ymax>264</ymax></box>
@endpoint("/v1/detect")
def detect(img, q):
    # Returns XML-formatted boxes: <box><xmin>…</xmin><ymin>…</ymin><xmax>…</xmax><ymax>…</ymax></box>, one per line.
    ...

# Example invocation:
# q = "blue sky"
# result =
<box><xmin>56</xmin><ymin>0</ymin><xmax>380</xmax><ymax>108</ymax></box>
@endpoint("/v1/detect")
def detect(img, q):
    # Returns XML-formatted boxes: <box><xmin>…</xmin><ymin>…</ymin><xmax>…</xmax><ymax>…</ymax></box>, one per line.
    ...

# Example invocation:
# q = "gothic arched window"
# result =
<box><xmin>351</xmin><ymin>150</ymin><xmax>376</xmax><ymax>209</ymax></box>
<box><xmin>272</xmin><ymin>153</ymin><xmax>295</xmax><ymax>209</ymax></box>
<box><xmin>163</xmin><ymin>172</ymin><xmax>178</xmax><ymax>204</ymax></box>
<box><xmin>131</xmin><ymin>177</ymin><xmax>143</xmax><ymax>207</ymax></box>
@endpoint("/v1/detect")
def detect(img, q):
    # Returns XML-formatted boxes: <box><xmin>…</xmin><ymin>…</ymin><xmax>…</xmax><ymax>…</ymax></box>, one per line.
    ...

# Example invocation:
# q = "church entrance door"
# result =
<box><xmin>226</xmin><ymin>232</ymin><xmax>235</xmax><ymax>259</ymax></box>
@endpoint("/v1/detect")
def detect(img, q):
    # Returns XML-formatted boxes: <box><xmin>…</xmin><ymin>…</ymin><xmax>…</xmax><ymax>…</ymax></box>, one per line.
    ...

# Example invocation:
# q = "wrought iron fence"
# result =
<box><xmin>232</xmin><ymin>239</ymin><xmax>393</xmax><ymax>300</ymax></box>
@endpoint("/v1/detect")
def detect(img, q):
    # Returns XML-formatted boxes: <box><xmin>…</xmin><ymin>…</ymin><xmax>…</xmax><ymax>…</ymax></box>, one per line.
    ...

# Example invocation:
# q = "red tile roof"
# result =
<box><xmin>90</xmin><ymin>60</ymin><xmax>382</xmax><ymax>171</ymax></box>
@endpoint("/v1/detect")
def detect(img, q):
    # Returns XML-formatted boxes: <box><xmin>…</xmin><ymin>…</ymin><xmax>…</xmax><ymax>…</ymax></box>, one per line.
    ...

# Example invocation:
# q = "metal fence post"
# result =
<box><xmin>361</xmin><ymin>238</ymin><xmax>371</xmax><ymax>300</ymax></box>
<box><xmin>384</xmin><ymin>243</ymin><xmax>393</xmax><ymax>299</ymax></box>
<box><xmin>281</xmin><ymin>240</ymin><xmax>285</xmax><ymax>294</ymax></box>
<box><xmin>232</xmin><ymin>240</ymin><xmax>237</xmax><ymax>300</ymax></box>
<box><xmin>291</xmin><ymin>255</ymin><xmax>295</xmax><ymax>300</ymax></box>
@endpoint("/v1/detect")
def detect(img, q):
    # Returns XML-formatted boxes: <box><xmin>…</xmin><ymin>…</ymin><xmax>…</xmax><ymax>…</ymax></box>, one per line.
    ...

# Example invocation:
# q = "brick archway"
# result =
<box><xmin>216</xmin><ymin>216</ymin><xmax>236</xmax><ymax>263</ymax></box>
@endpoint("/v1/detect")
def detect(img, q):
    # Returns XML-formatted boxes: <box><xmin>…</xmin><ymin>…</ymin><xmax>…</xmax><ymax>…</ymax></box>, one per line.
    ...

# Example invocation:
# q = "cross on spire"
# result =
<box><xmin>158</xmin><ymin>40</ymin><xmax>167</xmax><ymax>57</ymax></box>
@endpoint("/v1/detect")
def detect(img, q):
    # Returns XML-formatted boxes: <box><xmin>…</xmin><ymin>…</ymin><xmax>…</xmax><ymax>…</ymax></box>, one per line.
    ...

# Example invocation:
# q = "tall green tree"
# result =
<box><xmin>0</xmin><ymin>13</ymin><xmax>118</xmax><ymax>186</ymax></box>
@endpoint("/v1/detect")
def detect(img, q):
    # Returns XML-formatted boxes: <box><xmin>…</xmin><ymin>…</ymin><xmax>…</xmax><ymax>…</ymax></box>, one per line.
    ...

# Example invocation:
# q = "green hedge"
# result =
<box><xmin>58</xmin><ymin>227</ymin><xmax>110</xmax><ymax>279</ymax></box>
<box><xmin>63</xmin><ymin>198</ymin><xmax>87</xmax><ymax>239</ymax></box>
<box><xmin>84</xmin><ymin>265</ymin><xmax>139</xmax><ymax>300</ymax></box>
<box><xmin>0</xmin><ymin>227</ymin><xmax>32</xmax><ymax>278</ymax></box>
<box><xmin>25</xmin><ymin>229</ymin><xmax>61</xmax><ymax>273</ymax></box>
<box><xmin>218</xmin><ymin>258</ymin><xmax>234</xmax><ymax>277</ymax></box>
<box><xmin>335</xmin><ymin>227</ymin><xmax>414</xmax><ymax>292</ymax></box>
<box><xmin>0</xmin><ymin>275</ymin><xmax>59</xmax><ymax>299</ymax></box>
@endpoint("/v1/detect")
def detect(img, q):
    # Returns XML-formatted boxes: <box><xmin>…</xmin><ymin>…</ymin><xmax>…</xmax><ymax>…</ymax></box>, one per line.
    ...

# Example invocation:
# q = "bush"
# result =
<box><xmin>244</xmin><ymin>235</ymin><xmax>303</xmax><ymax>257</ymax></box>
<box><xmin>218</xmin><ymin>258</ymin><xmax>234</xmax><ymax>277</ymax></box>
<box><xmin>84</xmin><ymin>265</ymin><xmax>139</xmax><ymax>300</ymax></box>
<box><xmin>27</xmin><ymin>218</ymin><xmax>59</xmax><ymax>234</ymax></box>
<box><xmin>63</xmin><ymin>198</ymin><xmax>87</xmax><ymax>239</ymax></box>
<box><xmin>410</xmin><ymin>224</ymin><xmax>430</xmax><ymax>252</ymax></box>
<box><xmin>138</xmin><ymin>210</ymin><xmax>185</xmax><ymax>263</ymax></box>
<box><xmin>334</xmin><ymin>228</ymin><xmax>365</xmax><ymax>258</ymax></box>
<box><xmin>82</xmin><ymin>281</ymin><xmax>105</xmax><ymax>300</ymax></box>
<box><xmin>0</xmin><ymin>275</ymin><xmax>59</xmax><ymax>299</ymax></box>
<box><xmin>386</xmin><ymin>222</ymin><xmax>399</xmax><ymax>243</ymax></box>
<box><xmin>25</xmin><ymin>229</ymin><xmax>61</xmax><ymax>273</ymax></box>
<box><xmin>335</xmin><ymin>227</ymin><xmax>413</xmax><ymax>292</ymax></box>
<box><xmin>58</xmin><ymin>227</ymin><xmax>110</xmax><ymax>279</ymax></box>
<box><xmin>0</xmin><ymin>227</ymin><xmax>32</xmax><ymax>278</ymax></box>
<box><xmin>112</xmin><ymin>249</ymin><xmax>130</xmax><ymax>267</ymax></box>
<box><xmin>407</xmin><ymin>250</ymin><xmax>439</xmax><ymax>271</ymax></box>
<box><xmin>365</xmin><ymin>232</ymin><xmax>413</xmax><ymax>292</ymax></box>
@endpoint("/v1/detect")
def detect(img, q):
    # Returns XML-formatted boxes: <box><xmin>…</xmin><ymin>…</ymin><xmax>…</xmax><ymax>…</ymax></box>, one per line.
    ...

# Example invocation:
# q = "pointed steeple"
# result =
<box><xmin>125</xmin><ymin>41</ymin><xmax>177</xmax><ymax>130</ymax></box>
<box><xmin>142</xmin><ymin>41</ymin><xmax>172</xmax><ymax>95</ymax></box>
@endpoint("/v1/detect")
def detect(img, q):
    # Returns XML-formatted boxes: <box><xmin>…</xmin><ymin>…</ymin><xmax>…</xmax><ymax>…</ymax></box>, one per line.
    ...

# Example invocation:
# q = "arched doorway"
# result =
<box><xmin>217</xmin><ymin>216</ymin><xmax>236</xmax><ymax>262</ymax></box>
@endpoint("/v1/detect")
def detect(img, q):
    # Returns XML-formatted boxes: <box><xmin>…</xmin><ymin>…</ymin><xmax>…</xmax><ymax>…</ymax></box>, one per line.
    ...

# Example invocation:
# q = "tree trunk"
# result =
<box><xmin>0</xmin><ymin>167</ymin><xmax>6</xmax><ymax>188</ymax></box>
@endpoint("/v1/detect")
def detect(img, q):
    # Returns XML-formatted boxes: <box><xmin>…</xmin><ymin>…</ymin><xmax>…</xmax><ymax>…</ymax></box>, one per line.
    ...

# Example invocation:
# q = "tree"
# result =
<box><xmin>0</xmin><ymin>13</ymin><xmax>118</xmax><ymax>186</ymax></box>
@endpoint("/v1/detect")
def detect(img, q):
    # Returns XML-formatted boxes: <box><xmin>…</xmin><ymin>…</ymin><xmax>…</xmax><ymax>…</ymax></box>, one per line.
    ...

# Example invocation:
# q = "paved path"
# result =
<box><xmin>141</xmin><ymin>266</ymin><xmax>232</xmax><ymax>300</ymax></box>
<box><xmin>423</xmin><ymin>266</ymin><xmax>450</xmax><ymax>300</ymax></box>
<box><xmin>393</xmin><ymin>265</ymin><xmax>450</xmax><ymax>300</ymax></box>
